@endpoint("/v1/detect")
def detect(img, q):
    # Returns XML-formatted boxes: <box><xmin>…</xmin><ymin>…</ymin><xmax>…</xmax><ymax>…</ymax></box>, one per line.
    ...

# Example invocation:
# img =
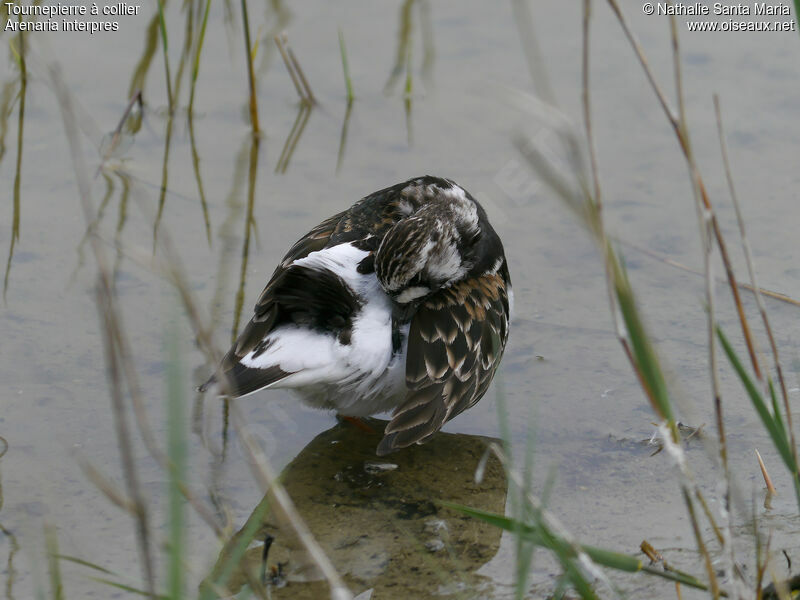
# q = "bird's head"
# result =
<box><xmin>375</xmin><ymin>208</ymin><xmax>481</xmax><ymax>304</ymax></box>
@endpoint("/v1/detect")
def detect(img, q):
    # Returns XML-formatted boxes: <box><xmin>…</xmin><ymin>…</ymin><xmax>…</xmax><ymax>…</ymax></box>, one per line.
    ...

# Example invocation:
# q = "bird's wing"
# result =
<box><xmin>205</xmin><ymin>211</ymin><xmax>346</xmax><ymax>396</ymax></box>
<box><xmin>377</xmin><ymin>269</ymin><xmax>510</xmax><ymax>455</ymax></box>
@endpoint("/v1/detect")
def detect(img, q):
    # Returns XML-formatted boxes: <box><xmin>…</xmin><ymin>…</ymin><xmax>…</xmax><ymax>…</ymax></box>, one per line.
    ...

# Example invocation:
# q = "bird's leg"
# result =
<box><xmin>336</xmin><ymin>414</ymin><xmax>377</xmax><ymax>434</ymax></box>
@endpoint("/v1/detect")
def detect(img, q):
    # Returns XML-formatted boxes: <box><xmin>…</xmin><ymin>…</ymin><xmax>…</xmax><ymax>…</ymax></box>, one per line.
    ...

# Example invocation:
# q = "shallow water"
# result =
<box><xmin>2</xmin><ymin>1</ymin><xmax>800</xmax><ymax>598</ymax></box>
<box><xmin>203</xmin><ymin>420</ymin><xmax>509</xmax><ymax>598</ymax></box>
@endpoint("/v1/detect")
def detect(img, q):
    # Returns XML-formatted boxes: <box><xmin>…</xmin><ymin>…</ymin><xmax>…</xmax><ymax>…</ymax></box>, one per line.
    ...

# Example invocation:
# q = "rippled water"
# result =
<box><xmin>2</xmin><ymin>1</ymin><xmax>800</xmax><ymax>598</ymax></box>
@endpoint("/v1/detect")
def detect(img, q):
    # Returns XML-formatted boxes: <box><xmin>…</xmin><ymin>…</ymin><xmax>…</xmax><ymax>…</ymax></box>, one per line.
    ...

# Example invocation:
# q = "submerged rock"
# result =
<box><xmin>202</xmin><ymin>418</ymin><xmax>507</xmax><ymax>599</ymax></box>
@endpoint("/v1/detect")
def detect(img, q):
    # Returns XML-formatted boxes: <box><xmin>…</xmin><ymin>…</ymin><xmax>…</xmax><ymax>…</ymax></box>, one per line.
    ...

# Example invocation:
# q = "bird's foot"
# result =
<box><xmin>336</xmin><ymin>414</ymin><xmax>377</xmax><ymax>434</ymax></box>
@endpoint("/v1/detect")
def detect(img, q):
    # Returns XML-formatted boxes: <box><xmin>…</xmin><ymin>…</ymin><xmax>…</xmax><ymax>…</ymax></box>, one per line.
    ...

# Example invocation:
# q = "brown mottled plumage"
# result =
<box><xmin>201</xmin><ymin>176</ymin><xmax>512</xmax><ymax>455</ymax></box>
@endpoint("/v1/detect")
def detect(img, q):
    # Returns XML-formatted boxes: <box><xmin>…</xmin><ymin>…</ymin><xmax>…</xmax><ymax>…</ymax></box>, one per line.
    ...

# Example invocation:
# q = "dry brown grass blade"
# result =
<box><xmin>605</xmin><ymin>0</ymin><xmax>762</xmax><ymax>388</ymax></box>
<box><xmin>240</xmin><ymin>0</ymin><xmax>260</xmax><ymax>133</ymax></box>
<box><xmin>640</xmin><ymin>540</ymin><xmax>708</xmax><ymax>592</ymax></box>
<box><xmin>46</xmin><ymin>30</ymin><xmax>348</xmax><ymax>599</ymax></box>
<box><xmin>77</xmin><ymin>456</ymin><xmax>137</xmax><ymax>514</ymax></box>
<box><xmin>96</xmin><ymin>90</ymin><xmax>142</xmax><ymax>177</ymax></box>
<box><xmin>274</xmin><ymin>32</ymin><xmax>304</xmax><ymax>100</ymax></box>
<box><xmin>0</xmin><ymin>436</ymin><xmax>18</xmax><ymax>600</ymax></box>
<box><xmin>283</xmin><ymin>32</ymin><xmax>316</xmax><ymax>105</ymax></box>
<box><xmin>640</xmin><ymin>540</ymin><xmax>662</xmax><ymax>564</ymax></box>
<box><xmin>581</xmin><ymin>1</ymin><xmax>661</xmax><ymax>417</ymax></box>
<box><xmin>617</xmin><ymin>240</ymin><xmax>800</xmax><ymax>308</ymax></box>
<box><xmin>511</xmin><ymin>0</ymin><xmax>556</xmax><ymax>104</ymax></box>
<box><xmin>756</xmin><ymin>449</ymin><xmax>778</xmax><ymax>495</ymax></box>
<box><xmin>109</xmin><ymin>135</ymin><xmax>354</xmax><ymax>590</ymax></box>
<box><xmin>275</xmin><ymin>102</ymin><xmax>311</xmax><ymax>174</ymax></box>
<box><xmin>96</xmin><ymin>281</ymin><xmax>157</xmax><ymax>596</ymax></box>
<box><xmin>50</xmin><ymin>61</ymin><xmax>157</xmax><ymax>598</ymax></box>
<box><xmin>488</xmin><ymin>442</ymin><xmax>621</xmax><ymax>595</ymax></box>
<box><xmin>50</xmin><ymin>60</ymin><xmax>230</xmax><ymax>557</ymax></box>
<box><xmin>667</xmin><ymin>15</ymin><xmax>734</xmax><ymax>596</ymax></box>
<box><xmin>274</xmin><ymin>31</ymin><xmax>315</xmax><ymax>105</ymax></box>
<box><xmin>694</xmin><ymin>489</ymin><xmax>724</xmax><ymax>547</ymax></box>
<box><xmin>755</xmin><ymin>528</ymin><xmax>772</xmax><ymax>600</ymax></box>
<box><xmin>714</xmin><ymin>95</ymin><xmax>799</xmax><ymax>474</ymax></box>
<box><xmin>582</xmin><ymin>6</ymin><xmax>729</xmax><ymax>597</ymax></box>
<box><xmin>681</xmin><ymin>487</ymin><xmax>720</xmax><ymax>598</ymax></box>
<box><xmin>671</xmin><ymin>3</ymin><xmax>725</xmax><ymax>523</ymax></box>
<box><xmin>230</xmin><ymin>404</ymin><xmax>352</xmax><ymax>600</ymax></box>
<box><xmin>0</xmin><ymin>520</ymin><xmax>18</xmax><ymax>600</ymax></box>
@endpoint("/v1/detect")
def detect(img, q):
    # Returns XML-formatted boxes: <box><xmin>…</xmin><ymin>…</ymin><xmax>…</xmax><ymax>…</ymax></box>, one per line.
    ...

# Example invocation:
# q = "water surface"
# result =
<box><xmin>2</xmin><ymin>1</ymin><xmax>800</xmax><ymax>598</ymax></box>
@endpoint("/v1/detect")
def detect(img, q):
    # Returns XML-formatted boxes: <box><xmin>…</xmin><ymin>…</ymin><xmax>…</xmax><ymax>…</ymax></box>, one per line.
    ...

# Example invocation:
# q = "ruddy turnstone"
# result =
<box><xmin>202</xmin><ymin>176</ymin><xmax>512</xmax><ymax>455</ymax></box>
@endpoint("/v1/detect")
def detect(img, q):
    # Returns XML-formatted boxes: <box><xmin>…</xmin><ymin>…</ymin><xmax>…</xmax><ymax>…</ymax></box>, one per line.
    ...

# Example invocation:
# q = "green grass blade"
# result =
<box><xmin>240</xmin><ymin>0</ymin><xmax>260</xmax><ymax>132</ymax></box>
<box><xmin>404</xmin><ymin>44</ymin><xmax>413</xmax><ymax>97</ymax></box>
<box><xmin>338</xmin><ymin>27</ymin><xmax>354</xmax><ymax>103</ymax></box>
<box><xmin>45</xmin><ymin>526</ymin><xmax>64</xmax><ymax>600</ymax></box>
<box><xmin>768</xmin><ymin>378</ymin><xmax>789</xmax><ymax>449</ymax></box>
<box><xmin>793</xmin><ymin>473</ymin><xmax>800</xmax><ymax>513</ymax></box>
<box><xmin>514</xmin><ymin>400</ymin><xmax>540</xmax><ymax>600</ymax></box>
<box><xmin>128</xmin><ymin>15</ymin><xmax>159</xmax><ymax>97</ymax></box>
<box><xmin>770</xmin><ymin>377</ymin><xmax>800</xmax><ymax>509</ymax></box>
<box><xmin>794</xmin><ymin>0</ymin><xmax>800</xmax><ymax>35</ymax></box>
<box><xmin>640</xmin><ymin>565</ymin><xmax>712</xmax><ymax>590</ymax></box>
<box><xmin>200</xmin><ymin>495</ymin><xmax>272</xmax><ymax>600</ymax></box>
<box><xmin>155</xmin><ymin>0</ymin><xmax>168</xmax><ymax>52</ymax></box>
<box><xmin>188</xmin><ymin>0</ymin><xmax>211</xmax><ymax>114</ymax></box>
<box><xmin>609</xmin><ymin>254</ymin><xmax>675</xmax><ymax>426</ymax></box>
<box><xmin>443</xmin><ymin>502</ymin><xmax>712</xmax><ymax>592</ymax></box>
<box><xmin>535</xmin><ymin>522</ymin><xmax>600</xmax><ymax>600</ymax></box>
<box><xmin>55</xmin><ymin>554</ymin><xmax>115</xmax><ymax>575</ymax></box>
<box><xmin>716</xmin><ymin>326</ymin><xmax>796</xmax><ymax>472</ymax></box>
<box><xmin>60</xmin><ymin>554</ymin><xmax>170</xmax><ymax>598</ymax></box>
<box><xmin>493</xmin><ymin>376</ymin><xmax>537</xmax><ymax>599</ymax></box>
<box><xmin>166</xmin><ymin>319</ymin><xmax>186</xmax><ymax>600</ymax></box>
<box><xmin>155</xmin><ymin>0</ymin><xmax>174</xmax><ymax>109</ymax></box>
<box><xmin>444</xmin><ymin>503</ymin><xmax>640</xmax><ymax>571</ymax></box>
<box><xmin>89</xmin><ymin>576</ymin><xmax>169</xmax><ymax>599</ymax></box>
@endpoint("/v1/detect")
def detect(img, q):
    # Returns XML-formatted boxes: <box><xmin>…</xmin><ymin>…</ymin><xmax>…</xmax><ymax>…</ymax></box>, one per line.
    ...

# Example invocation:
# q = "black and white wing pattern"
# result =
<box><xmin>377</xmin><ymin>263</ymin><xmax>511</xmax><ymax>455</ymax></box>
<box><xmin>203</xmin><ymin>211</ymin><xmax>348</xmax><ymax>396</ymax></box>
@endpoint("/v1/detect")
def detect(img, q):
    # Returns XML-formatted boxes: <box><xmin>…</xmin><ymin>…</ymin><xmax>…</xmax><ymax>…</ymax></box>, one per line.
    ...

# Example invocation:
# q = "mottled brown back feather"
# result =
<box><xmin>377</xmin><ymin>269</ymin><xmax>510</xmax><ymax>455</ymax></box>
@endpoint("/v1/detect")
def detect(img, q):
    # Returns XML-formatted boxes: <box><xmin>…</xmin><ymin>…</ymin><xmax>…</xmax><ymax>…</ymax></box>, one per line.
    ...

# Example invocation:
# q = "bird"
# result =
<box><xmin>201</xmin><ymin>176</ymin><xmax>512</xmax><ymax>456</ymax></box>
